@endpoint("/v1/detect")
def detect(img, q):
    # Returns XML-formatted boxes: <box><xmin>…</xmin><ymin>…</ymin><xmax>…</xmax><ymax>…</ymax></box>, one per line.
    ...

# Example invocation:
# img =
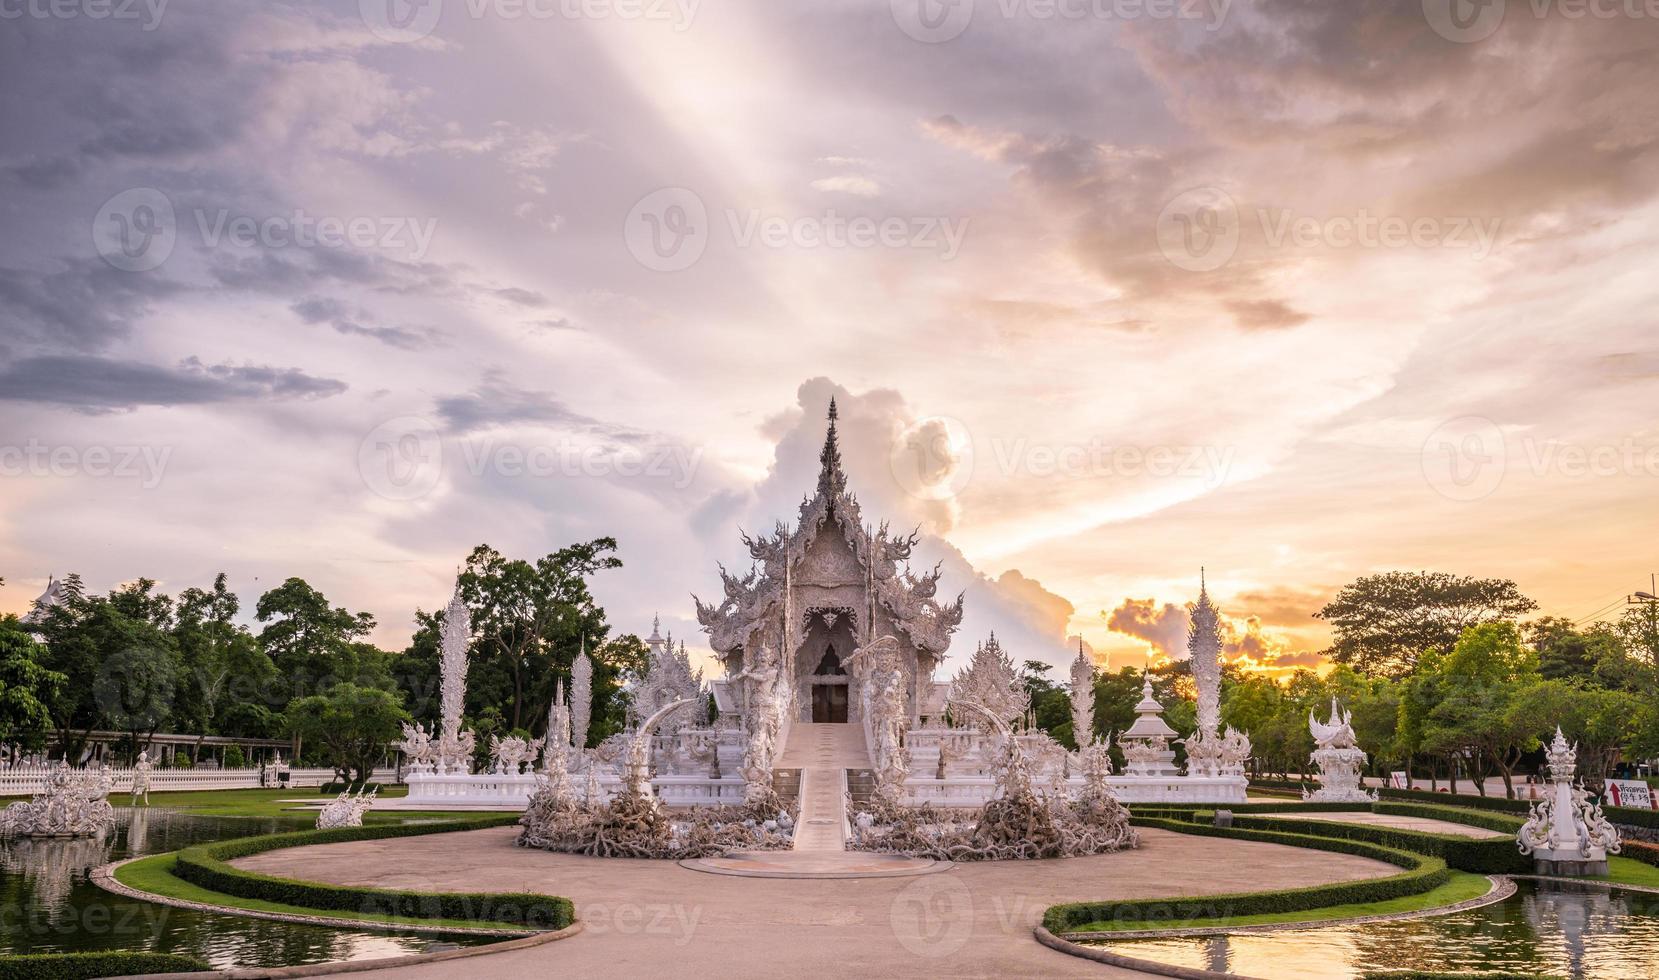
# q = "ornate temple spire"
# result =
<box><xmin>1188</xmin><ymin>568</ymin><xmax>1223</xmax><ymax>735</ymax></box>
<box><xmin>817</xmin><ymin>397</ymin><xmax>847</xmax><ymax>504</ymax></box>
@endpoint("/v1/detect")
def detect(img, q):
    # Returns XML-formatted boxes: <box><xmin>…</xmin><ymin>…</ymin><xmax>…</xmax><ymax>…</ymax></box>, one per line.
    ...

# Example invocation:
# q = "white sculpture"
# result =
<box><xmin>1119</xmin><ymin>676</ymin><xmax>1179</xmax><ymax>776</ymax></box>
<box><xmin>317</xmin><ymin>786</ymin><xmax>377</xmax><ymax>829</ymax></box>
<box><xmin>490</xmin><ymin>735</ymin><xmax>536</xmax><ymax>775</ymax></box>
<box><xmin>623</xmin><ymin>698</ymin><xmax>697</xmax><ymax>799</ymax></box>
<box><xmin>396</xmin><ymin>722</ymin><xmax>436</xmax><ymax>772</ymax></box>
<box><xmin>949</xmin><ymin>634</ymin><xmax>1028</xmax><ymax>730</ymax></box>
<box><xmin>1304</xmin><ymin>697</ymin><xmax>1377</xmax><ymax>802</ymax></box>
<box><xmin>0</xmin><ymin>763</ymin><xmax>116</xmax><ymax>838</ymax></box>
<box><xmin>1519</xmin><ymin>727</ymin><xmax>1621</xmax><ymax>875</ymax></box>
<box><xmin>1068</xmin><ymin>640</ymin><xmax>1094</xmax><ymax>747</ymax></box>
<box><xmin>570</xmin><ymin>642</ymin><xmax>594</xmax><ymax>751</ymax></box>
<box><xmin>434</xmin><ymin>581</ymin><xmax>477</xmax><ymax>774</ymax></box>
<box><xmin>847</xmin><ymin>634</ymin><xmax>910</xmax><ymax>805</ymax></box>
<box><xmin>1181</xmin><ymin>573</ymin><xmax>1254</xmax><ymax>779</ymax></box>
<box><xmin>544</xmin><ymin>678</ymin><xmax>571</xmax><ymax>769</ymax></box>
<box><xmin>129</xmin><ymin>751</ymin><xmax>153</xmax><ymax>805</ymax></box>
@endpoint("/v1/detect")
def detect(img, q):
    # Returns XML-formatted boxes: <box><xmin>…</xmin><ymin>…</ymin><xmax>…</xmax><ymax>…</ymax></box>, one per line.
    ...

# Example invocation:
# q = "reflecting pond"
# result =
<box><xmin>0</xmin><ymin>807</ymin><xmax>496</xmax><ymax>968</ymax></box>
<box><xmin>1093</xmin><ymin>879</ymin><xmax>1659</xmax><ymax>979</ymax></box>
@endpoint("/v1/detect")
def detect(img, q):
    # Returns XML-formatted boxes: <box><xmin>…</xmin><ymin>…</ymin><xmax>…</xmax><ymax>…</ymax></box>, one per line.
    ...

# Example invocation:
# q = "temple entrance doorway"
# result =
<box><xmin>810</xmin><ymin>648</ymin><xmax>849</xmax><ymax>723</ymax></box>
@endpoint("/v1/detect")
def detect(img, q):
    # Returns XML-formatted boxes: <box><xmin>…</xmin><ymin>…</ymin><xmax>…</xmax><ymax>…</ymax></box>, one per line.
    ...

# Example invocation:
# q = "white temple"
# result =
<box><xmin>395</xmin><ymin>402</ymin><xmax>1253</xmax><ymax>811</ymax></box>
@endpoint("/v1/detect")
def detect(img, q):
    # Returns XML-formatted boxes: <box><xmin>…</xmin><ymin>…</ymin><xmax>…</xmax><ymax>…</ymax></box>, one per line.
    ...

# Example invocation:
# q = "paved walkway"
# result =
<box><xmin>1257</xmin><ymin>811</ymin><xmax>1508</xmax><ymax>839</ymax></box>
<box><xmin>235</xmin><ymin>825</ymin><xmax>1402</xmax><ymax>979</ymax></box>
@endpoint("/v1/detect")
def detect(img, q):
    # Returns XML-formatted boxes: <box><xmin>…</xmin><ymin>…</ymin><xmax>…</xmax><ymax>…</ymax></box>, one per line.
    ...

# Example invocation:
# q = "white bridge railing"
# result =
<box><xmin>0</xmin><ymin>765</ymin><xmax>399</xmax><ymax>797</ymax></box>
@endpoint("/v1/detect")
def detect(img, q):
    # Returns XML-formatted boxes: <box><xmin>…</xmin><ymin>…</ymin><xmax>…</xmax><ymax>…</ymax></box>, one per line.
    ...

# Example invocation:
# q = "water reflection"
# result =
<box><xmin>1095</xmin><ymin>881</ymin><xmax>1659</xmax><ymax>980</ymax></box>
<box><xmin>0</xmin><ymin>807</ymin><xmax>493</xmax><ymax>968</ymax></box>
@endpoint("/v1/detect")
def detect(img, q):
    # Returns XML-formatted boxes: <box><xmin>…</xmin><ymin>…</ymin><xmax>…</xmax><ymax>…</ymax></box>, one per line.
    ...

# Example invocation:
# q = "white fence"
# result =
<box><xmin>0</xmin><ymin>765</ymin><xmax>400</xmax><ymax>797</ymax></box>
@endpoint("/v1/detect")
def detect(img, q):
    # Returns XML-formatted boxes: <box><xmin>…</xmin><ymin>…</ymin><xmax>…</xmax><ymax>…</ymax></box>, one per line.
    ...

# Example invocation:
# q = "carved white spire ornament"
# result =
<box><xmin>1518</xmin><ymin>727</ymin><xmax>1621</xmax><ymax>875</ymax></box>
<box><xmin>1068</xmin><ymin>638</ymin><xmax>1095</xmax><ymax>747</ymax></box>
<box><xmin>570</xmin><ymin>639</ymin><xmax>593</xmax><ymax>751</ymax></box>
<box><xmin>435</xmin><ymin>579</ymin><xmax>477</xmax><ymax>774</ymax></box>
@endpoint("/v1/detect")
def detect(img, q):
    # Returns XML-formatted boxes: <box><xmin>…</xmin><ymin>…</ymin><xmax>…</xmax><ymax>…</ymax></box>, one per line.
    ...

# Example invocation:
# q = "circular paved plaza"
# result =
<box><xmin>234</xmin><ymin>825</ymin><xmax>1401</xmax><ymax>978</ymax></box>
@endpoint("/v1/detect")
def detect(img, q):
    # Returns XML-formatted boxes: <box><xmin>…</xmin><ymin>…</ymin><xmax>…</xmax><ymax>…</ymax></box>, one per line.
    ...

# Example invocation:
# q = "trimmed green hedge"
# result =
<box><xmin>171</xmin><ymin>816</ymin><xmax>573</xmax><ymax>930</ymax></box>
<box><xmin>1044</xmin><ymin>817</ymin><xmax>1449</xmax><ymax>932</ymax></box>
<box><xmin>0</xmin><ymin>952</ymin><xmax>208</xmax><ymax>979</ymax></box>
<box><xmin>1623</xmin><ymin>840</ymin><xmax>1659</xmax><ymax>868</ymax></box>
<box><xmin>1131</xmin><ymin>801</ymin><xmax>1372</xmax><ymax>817</ymax></box>
<box><xmin>1225</xmin><ymin>814</ymin><xmax>1530</xmax><ymax>875</ymax></box>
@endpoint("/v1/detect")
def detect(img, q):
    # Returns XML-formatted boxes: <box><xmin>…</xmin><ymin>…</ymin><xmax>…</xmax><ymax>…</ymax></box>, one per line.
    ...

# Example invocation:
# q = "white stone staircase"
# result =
<box><xmin>778</xmin><ymin>723</ymin><xmax>871</xmax><ymax>852</ymax></box>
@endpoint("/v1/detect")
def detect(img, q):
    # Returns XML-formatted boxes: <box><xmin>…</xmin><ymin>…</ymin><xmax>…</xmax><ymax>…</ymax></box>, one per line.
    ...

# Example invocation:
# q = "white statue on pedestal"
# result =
<box><xmin>130</xmin><ymin>751</ymin><xmax>153</xmax><ymax>805</ymax></box>
<box><xmin>1519</xmin><ymin>727</ymin><xmax>1621</xmax><ymax>875</ymax></box>
<box><xmin>1120</xmin><ymin>676</ymin><xmax>1179</xmax><ymax>776</ymax></box>
<box><xmin>848</xmin><ymin>635</ymin><xmax>910</xmax><ymax>805</ymax></box>
<box><xmin>490</xmin><ymin>735</ymin><xmax>536</xmax><ymax>775</ymax></box>
<box><xmin>396</xmin><ymin>722</ymin><xmax>435</xmax><ymax>772</ymax></box>
<box><xmin>1305</xmin><ymin>697</ymin><xmax>1377</xmax><ymax>802</ymax></box>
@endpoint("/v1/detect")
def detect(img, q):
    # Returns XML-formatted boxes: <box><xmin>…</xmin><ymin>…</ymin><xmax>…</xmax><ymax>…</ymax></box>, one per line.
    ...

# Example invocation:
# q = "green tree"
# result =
<box><xmin>0</xmin><ymin>617</ymin><xmax>65</xmax><ymax>750</ymax></box>
<box><xmin>285</xmin><ymin>683</ymin><xmax>409</xmax><ymax>783</ymax></box>
<box><xmin>1316</xmin><ymin>571</ymin><xmax>1537</xmax><ymax>677</ymax></box>
<box><xmin>459</xmin><ymin>539</ymin><xmax>622</xmax><ymax>732</ymax></box>
<box><xmin>175</xmin><ymin>573</ymin><xmax>279</xmax><ymax>756</ymax></box>
<box><xmin>255</xmin><ymin>578</ymin><xmax>379</xmax><ymax>701</ymax></box>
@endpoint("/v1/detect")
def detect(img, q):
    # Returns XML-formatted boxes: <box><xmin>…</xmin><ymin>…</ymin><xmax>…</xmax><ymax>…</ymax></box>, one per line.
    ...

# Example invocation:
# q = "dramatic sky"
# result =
<box><xmin>3</xmin><ymin>0</ymin><xmax>1656</xmax><ymax>679</ymax></box>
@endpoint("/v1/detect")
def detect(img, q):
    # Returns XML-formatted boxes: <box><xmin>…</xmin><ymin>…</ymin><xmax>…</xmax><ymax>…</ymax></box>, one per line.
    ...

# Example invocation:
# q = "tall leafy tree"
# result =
<box><xmin>459</xmin><ymin>539</ymin><xmax>622</xmax><ymax>732</ymax></box>
<box><xmin>0</xmin><ymin>617</ymin><xmax>65</xmax><ymax>751</ymax></box>
<box><xmin>174</xmin><ymin>573</ymin><xmax>279</xmax><ymax>753</ymax></box>
<box><xmin>255</xmin><ymin>578</ymin><xmax>379</xmax><ymax>701</ymax></box>
<box><xmin>1315</xmin><ymin>571</ymin><xmax>1537</xmax><ymax>677</ymax></box>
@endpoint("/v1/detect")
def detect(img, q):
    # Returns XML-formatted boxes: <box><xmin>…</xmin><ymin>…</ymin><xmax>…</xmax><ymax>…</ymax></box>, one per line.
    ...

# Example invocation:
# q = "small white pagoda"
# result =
<box><xmin>1120</xmin><ymin>676</ymin><xmax>1179</xmax><ymax>776</ymax></box>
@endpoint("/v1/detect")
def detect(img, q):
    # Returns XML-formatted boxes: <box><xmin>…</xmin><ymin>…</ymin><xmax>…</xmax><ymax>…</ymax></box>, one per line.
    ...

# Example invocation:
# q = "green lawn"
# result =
<box><xmin>116</xmin><ymin>786</ymin><xmax>489</xmax><ymax>825</ymax></box>
<box><xmin>1062</xmin><ymin>871</ymin><xmax>1495</xmax><ymax>934</ymax></box>
<box><xmin>114</xmin><ymin>852</ymin><xmax>535</xmax><ymax>934</ymax></box>
<box><xmin>1590</xmin><ymin>856</ymin><xmax>1659</xmax><ymax>889</ymax></box>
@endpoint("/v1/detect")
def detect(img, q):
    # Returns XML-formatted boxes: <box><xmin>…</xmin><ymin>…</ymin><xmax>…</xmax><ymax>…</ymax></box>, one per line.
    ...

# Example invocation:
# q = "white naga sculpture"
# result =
<box><xmin>317</xmin><ymin>786</ymin><xmax>377</xmax><ymax>829</ymax></box>
<box><xmin>847</xmin><ymin>635</ymin><xmax>910</xmax><ymax>805</ymax></box>
<box><xmin>1518</xmin><ymin>727</ymin><xmax>1622</xmax><ymax>875</ymax></box>
<box><xmin>1305</xmin><ymin>697</ymin><xmax>1377</xmax><ymax>802</ymax></box>
<box><xmin>0</xmin><ymin>763</ymin><xmax>116</xmax><ymax>838</ymax></box>
<box><xmin>129</xmin><ymin>751</ymin><xmax>153</xmax><ymax>805</ymax></box>
<box><xmin>433</xmin><ymin>582</ymin><xmax>478</xmax><ymax>774</ymax></box>
<box><xmin>1181</xmin><ymin>573</ymin><xmax>1252</xmax><ymax>778</ymax></box>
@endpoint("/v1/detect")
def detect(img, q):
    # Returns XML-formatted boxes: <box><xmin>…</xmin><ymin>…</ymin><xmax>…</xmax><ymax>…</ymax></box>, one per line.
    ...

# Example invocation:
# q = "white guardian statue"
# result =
<box><xmin>1305</xmin><ymin>697</ymin><xmax>1377</xmax><ymax>803</ymax></box>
